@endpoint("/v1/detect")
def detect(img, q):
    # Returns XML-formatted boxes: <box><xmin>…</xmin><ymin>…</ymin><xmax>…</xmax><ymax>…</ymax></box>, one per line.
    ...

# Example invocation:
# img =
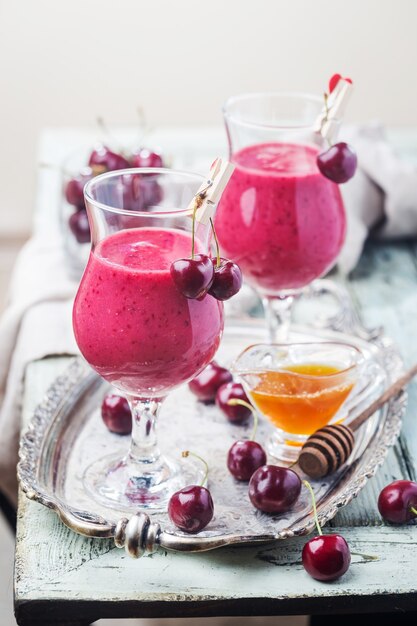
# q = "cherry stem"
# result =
<box><xmin>227</xmin><ymin>399</ymin><xmax>258</xmax><ymax>439</ymax></box>
<box><xmin>350</xmin><ymin>551</ymin><xmax>379</xmax><ymax>562</ymax></box>
<box><xmin>410</xmin><ymin>506</ymin><xmax>417</xmax><ymax>516</ymax></box>
<box><xmin>303</xmin><ymin>480</ymin><xmax>322</xmax><ymax>536</ymax></box>
<box><xmin>209</xmin><ymin>217</ymin><xmax>221</xmax><ymax>268</ymax></box>
<box><xmin>182</xmin><ymin>450</ymin><xmax>209</xmax><ymax>486</ymax></box>
<box><xmin>96</xmin><ymin>116</ymin><xmax>124</xmax><ymax>154</ymax></box>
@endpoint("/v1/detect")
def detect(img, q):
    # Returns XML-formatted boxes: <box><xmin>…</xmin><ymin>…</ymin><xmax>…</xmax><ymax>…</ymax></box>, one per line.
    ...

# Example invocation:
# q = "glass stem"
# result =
<box><xmin>262</xmin><ymin>295</ymin><xmax>295</xmax><ymax>343</ymax></box>
<box><xmin>126</xmin><ymin>397</ymin><xmax>163</xmax><ymax>467</ymax></box>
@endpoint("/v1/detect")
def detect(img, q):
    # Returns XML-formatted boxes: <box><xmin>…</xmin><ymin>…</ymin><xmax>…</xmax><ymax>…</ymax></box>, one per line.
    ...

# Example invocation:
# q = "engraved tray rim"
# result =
<box><xmin>18</xmin><ymin>315</ymin><xmax>406</xmax><ymax>558</ymax></box>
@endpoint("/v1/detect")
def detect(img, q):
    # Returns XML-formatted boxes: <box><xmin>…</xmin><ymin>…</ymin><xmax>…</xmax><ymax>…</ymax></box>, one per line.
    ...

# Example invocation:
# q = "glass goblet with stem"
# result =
<box><xmin>215</xmin><ymin>92</ymin><xmax>346</xmax><ymax>342</ymax></box>
<box><xmin>73</xmin><ymin>168</ymin><xmax>224</xmax><ymax>511</ymax></box>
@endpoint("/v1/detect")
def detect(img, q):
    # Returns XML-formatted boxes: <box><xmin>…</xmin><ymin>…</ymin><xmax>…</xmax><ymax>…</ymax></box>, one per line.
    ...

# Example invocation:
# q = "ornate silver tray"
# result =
<box><xmin>18</xmin><ymin>311</ymin><xmax>405</xmax><ymax>559</ymax></box>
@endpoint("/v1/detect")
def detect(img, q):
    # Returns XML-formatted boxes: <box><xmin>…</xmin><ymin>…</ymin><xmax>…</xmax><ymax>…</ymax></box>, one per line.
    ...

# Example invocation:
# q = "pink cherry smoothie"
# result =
<box><xmin>73</xmin><ymin>227</ymin><xmax>224</xmax><ymax>397</ymax></box>
<box><xmin>215</xmin><ymin>142</ymin><xmax>346</xmax><ymax>294</ymax></box>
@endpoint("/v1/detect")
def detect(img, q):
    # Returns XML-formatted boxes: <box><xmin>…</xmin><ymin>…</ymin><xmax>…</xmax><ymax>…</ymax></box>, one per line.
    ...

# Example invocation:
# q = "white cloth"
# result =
<box><xmin>0</xmin><ymin>235</ymin><xmax>77</xmax><ymax>504</ymax></box>
<box><xmin>1</xmin><ymin>125</ymin><xmax>417</xmax><ymax>505</ymax></box>
<box><xmin>339</xmin><ymin>123</ymin><xmax>417</xmax><ymax>273</ymax></box>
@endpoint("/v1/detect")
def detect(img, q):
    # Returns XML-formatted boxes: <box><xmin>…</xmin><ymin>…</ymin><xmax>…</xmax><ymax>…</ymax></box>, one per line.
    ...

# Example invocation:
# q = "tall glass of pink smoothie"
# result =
<box><xmin>216</xmin><ymin>93</ymin><xmax>346</xmax><ymax>340</ymax></box>
<box><xmin>73</xmin><ymin>169</ymin><xmax>224</xmax><ymax>510</ymax></box>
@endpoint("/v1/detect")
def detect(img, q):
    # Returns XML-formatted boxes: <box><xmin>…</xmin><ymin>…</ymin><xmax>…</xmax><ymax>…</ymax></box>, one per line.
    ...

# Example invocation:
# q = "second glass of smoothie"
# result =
<box><xmin>215</xmin><ymin>93</ymin><xmax>346</xmax><ymax>340</ymax></box>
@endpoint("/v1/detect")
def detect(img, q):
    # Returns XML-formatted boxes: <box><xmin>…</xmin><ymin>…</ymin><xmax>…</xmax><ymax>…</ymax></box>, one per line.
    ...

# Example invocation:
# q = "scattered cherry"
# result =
<box><xmin>188</xmin><ymin>361</ymin><xmax>233</xmax><ymax>403</ymax></box>
<box><xmin>65</xmin><ymin>168</ymin><xmax>94</xmax><ymax>209</ymax></box>
<box><xmin>317</xmin><ymin>142</ymin><xmax>357</xmax><ymax>184</ymax></box>
<box><xmin>140</xmin><ymin>178</ymin><xmax>163</xmax><ymax>206</ymax></box>
<box><xmin>378</xmin><ymin>480</ymin><xmax>417</xmax><ymax>524</ymax></box>
<box><xmin>216</xmin><ymin>382</ymin><xmax>251</xmax><ymax>424</ymax></box>
<box><xmin>248</xmin><ymin>465</ymin><xmax>301</xmax><ymax>513</ymax></box>
<box><xmin>68</xmin><ymin>210</ymin><xmax>90</xmax><ymax>243</ymax></box>
<box><xmin>168</xmin><ymin>485</ymin><xmax>213</xmax><ymax>533</ymax></box>
<box><xmin>301</xmin><ymin>480</ymin><xmax>351</xmax><ymax>581</ymax></box>
<box><xmin>101</xmin><ymin>393</ymin><xmax>132</xmax><ymax>434</ymax></box>
<box><xmin>209</xmin><ymin>258</ymin><xmax>243</xmax><ymax>301</ymax></box>
<box><xmin>119</xmin><ymin>172</ymin><xmax>146</xmax><ymax>212</ymax></box>
<box><xmin>302</xmin><ymin>534</ymin><xmax>351</xmax><ymax>582</ymax></box>
<box><xmin>226</xmin><ymin>397</ymin><xmax>267</xmax><ymax>481</ymax></box>
<box><xmin>89</xmin><ymin>144</ymin><xmax>130</xmax><ymax>171</ymax></box>
<box><xmin>170</xmin><ymin>254</ymin><xmax>214</xmax><ymax>299</ymax></box>
<box><xmin>228</xmin><ymin>441</ymin><xmax>266</xmax><ymax>482</ymax></box>
<box><xmin>168</xmin><ymin>451</ymin><xmax>214</xmax><ymax>533</ymax></box>
<box><xmin>131</xmin><ymin>148</ymin><xmax>164</xmax><ymax>168</ymax></box>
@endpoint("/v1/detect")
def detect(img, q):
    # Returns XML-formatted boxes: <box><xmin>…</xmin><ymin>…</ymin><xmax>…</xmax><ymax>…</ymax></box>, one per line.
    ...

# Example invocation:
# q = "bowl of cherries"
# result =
<box><xmin>62</xmin><ymin>143</ymin><xmax>166</xmax><ymax>277</ymax></box>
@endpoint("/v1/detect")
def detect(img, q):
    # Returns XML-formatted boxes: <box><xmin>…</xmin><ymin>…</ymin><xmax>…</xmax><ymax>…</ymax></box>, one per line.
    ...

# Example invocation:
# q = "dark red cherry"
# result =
<box><xmin>209</xmin><ymin>258</ymin><xmax>242</xmax><ymax>301</ymax></box>
<box><xmin>68</xmin><ymin>209</ymin><xmax>90</xmax><ymax>243</ymax></box>
<box><xmin>64</xmin><ymin>168</ymin><xmax>94</xmax><ymax>209</ymax></box>
<box><xmin>89</xmin><ymin>144</ymin><xmax>130</xmax><ymax>171</ymax></box>
<box><xmin>170</xmin><ymin>254</ymin><xmax>214</xmax><ymax>299</ymax></box>
<box><xmin>317</xmin><ymin>142</ymin><xmax>357</xmax><ymax>184</ymax></box>
<box><xmin>101</xmin><ymin>393</ymin><xmax>132</xmax><ymax>434</ymax></box>
<box><xmin>216</xmin><ymin>382</ymin><xmax>251</xmax><ymax>424</ymax></box>
<box><xmin>189</xmin><ymin>361</ymin><xmax>233</xmax><ymax>403</ymax></box>
<box><xmin>168</xmin><ymin>485</ymin><xmax>214</xmax><ymax>533</ymax></box>
<box><xmin>302</xmin><ymin>534</ymin><xmax>351</xmax><ymax>581</ymax></box>
<box><xmin>131</xmin><ymin>148</ymin><xmax>164</xmax><ymax>169</ymax></box>
<box><xmin>248</xmin><ymin>465</ymin><xmax>301</xmax><ymax>513</ymax></box>
<box><xmin>140</xmin><ymin>178</ymin><xmax>163</xmax><ymax>207</ymax></box>
<box><xmin>227</xmin><ymin>440</ymin><xmax>267</xmax><ymax>481</ymax></box>
<box><xmin>378</xmin><ymin>480</ymin><xmax>417</xmax><ymax>524</ymax></box>
<box><xmin>119</xmin><ymin>172</ymin><xmax>145</xmax><ymax>211</ymax></box>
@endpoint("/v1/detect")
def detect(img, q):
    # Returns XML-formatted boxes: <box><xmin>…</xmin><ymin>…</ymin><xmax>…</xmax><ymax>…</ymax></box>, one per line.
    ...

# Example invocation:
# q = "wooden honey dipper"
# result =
<box><xmin>298</xmin><ymin>363</ymin><xmax>417</xmax><ymax>479</ymax></box>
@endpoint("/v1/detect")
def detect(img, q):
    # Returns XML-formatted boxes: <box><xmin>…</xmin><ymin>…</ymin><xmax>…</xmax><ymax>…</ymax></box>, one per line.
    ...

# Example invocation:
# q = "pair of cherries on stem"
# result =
<box><xmin>316</xmin><ymin>74</ymin><xmax>357</xmax><ymax>184</ymax></box>
<box><xmin>171</xmin><ymin>215</ymin><xmax>242</xmax><ymax>301</ymax></box>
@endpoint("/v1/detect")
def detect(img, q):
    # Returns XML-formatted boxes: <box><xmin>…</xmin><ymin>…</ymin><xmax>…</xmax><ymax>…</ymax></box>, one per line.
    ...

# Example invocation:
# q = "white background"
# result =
<box><xmin>0</xmin><ymin>0</ymin><xmax>415</xmax><ymax>237</ymax></box>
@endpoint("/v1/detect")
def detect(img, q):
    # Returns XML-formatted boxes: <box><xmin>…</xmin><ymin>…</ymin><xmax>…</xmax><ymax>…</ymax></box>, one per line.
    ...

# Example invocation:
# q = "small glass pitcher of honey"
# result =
<box><xmin>233</xmin><ymin>342</ymin><xmax>362</xmax><ymax>462</ymax></box>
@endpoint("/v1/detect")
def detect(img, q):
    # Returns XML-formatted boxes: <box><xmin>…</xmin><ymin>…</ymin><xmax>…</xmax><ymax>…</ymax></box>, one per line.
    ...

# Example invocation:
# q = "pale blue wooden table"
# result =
<box><xmin>14</xmin><ymin>240</ymin><xmax>417</xmax><ymax>625</ymax></box>
<box><xmin>13</xmin><ymin>129</ymin><xmax>417</xmax><ymax>624</ymax></box>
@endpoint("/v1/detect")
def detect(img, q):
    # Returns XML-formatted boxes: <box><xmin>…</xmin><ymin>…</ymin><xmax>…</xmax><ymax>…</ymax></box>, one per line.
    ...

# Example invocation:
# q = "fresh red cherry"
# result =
<box><xmin>101</xmin><ymin>393</ymin><xmax>132</xmax><ymax>434</ymax></box>
<box><xmin>168</xmin><ymin>485</ymin><xmax>214</xmax><ymax>533</ymax></box>
<box><xmin>119</xmin><ymin>172</ymin><xmax>145</xmax><ymax>211</ymax></box>
<box><xmin>378</xmin><ymin>480</ymin><xmax>417</xmax><ymax>524</ymax></box>
<box><xmin>140</xmin><ymin>178</ymin><xmax>163</xmax><ymax>207</ymax></box>
<box><xmin>64</xmin><ymin>168</ymin><xmax>95</xmax><ymax>209</ymax></box>
<box><xmin>170</xmin><ymin>254</ymin><xmax>214</xmax><ymax>299</ymax></box>
<box><xmin>188</xmin><ymin>361</ymin><xmax>233</xmax><ymax>403</ymax></box>
<box><xmin>317</xmin><ymin>142</ymin><xmax>357</xmax><ymax>184</ymax></box>
<box><xmin>216</xmin><ymin>382</ymin><xmax>251</xmax><ymax>423</ymax></box>
<box><xmin>302</xmin><ymin>534</ymin><xmax>351</xmax><ymax>581</ymax></box>
<box><xmin>131</xmin><ymin>148</ymin><xmax>164</xmax><ymax>169</ymax></box>
<box><xmin>89</xmin><ymin>144</ymin><xmax>130</xmax><ymax>171</ymax></box>
<box><xmin>68</xmin><ymin>209</ymin><xmax>90</xmax><ymax>243</ymax></box>
<box><xmin>227</xmin><ymin>440</ymin><xmax>266</xmax><ymax>481</ymax></box>
<box><xmin>249</xmin><ymin>465</ymin><xmax>301</xmax><ymax>513</ymax></box>
<box><xmin>328</xmin><ymin>73</ymin><xmax>352</xmax><ymax>93</ymax></box>
<box><xmin>209</xmin><ymin>258</ymin><xmax>243</xmax><ymax>301</ymax></box>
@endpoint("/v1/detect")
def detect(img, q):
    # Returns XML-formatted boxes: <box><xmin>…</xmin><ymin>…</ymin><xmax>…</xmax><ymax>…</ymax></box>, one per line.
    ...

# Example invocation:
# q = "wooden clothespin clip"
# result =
<box><xmin>314</xmin><ymin>78</ymin><xmax>354</xmax><ymax>144</ymax></box>
<box><xmin>189</xmin><ymin>158</ymin><xmax>235</xmax><ymax>225</ymax></box>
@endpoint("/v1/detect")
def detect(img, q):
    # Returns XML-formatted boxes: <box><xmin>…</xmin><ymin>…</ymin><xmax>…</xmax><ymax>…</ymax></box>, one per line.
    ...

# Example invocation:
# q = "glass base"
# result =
<box><xmin>83</xmin><ymin>452</ymin><xmax>205</xmax><ymax>512</ymax></box>
<box><xmin>267</xmin><ymin>429</ymin><xmax>307</xmax><ymax>464</ymax></box>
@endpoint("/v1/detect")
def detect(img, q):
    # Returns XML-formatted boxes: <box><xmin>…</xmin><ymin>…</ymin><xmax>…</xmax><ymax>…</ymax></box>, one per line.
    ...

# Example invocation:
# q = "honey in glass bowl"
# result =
<box><xmin>249</xmin><ymin>363</ymin><xmax>354</xmax><ymax>436</ymax></box>
<box><xmin>233</xmin><ymin>342</ymin><xmax>361</xmax><ymax>462</ymax></box>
